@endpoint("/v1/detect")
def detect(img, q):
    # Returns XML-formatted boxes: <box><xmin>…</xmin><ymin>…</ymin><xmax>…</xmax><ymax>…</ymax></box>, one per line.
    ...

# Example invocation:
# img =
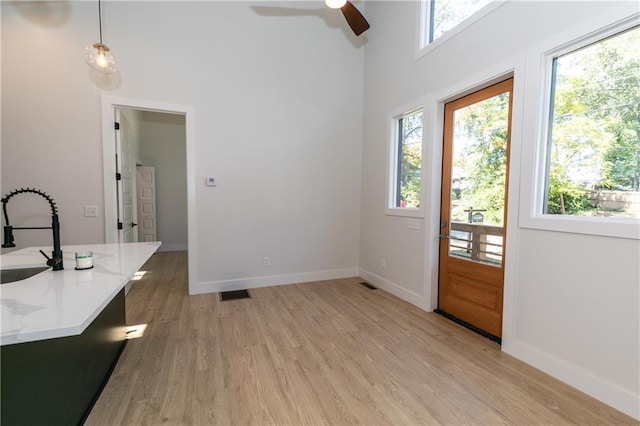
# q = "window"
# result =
<box><xmin>544</xmin><ymin>25</ymin><xmax>639</xmax><ymax>219</ymax></box>
<box><xmin>388</xmin><ymin>108</ymin><xmax>424</xmax><ymax>214</ymax></box>
<box><xmin>418</xmin><ymin>0</ymin><xmax>495</xmax><ymax>51</ymax></box>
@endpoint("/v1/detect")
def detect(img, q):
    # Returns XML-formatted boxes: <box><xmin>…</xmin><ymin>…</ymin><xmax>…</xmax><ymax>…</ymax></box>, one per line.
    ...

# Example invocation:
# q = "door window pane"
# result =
<box><xmin>449</xmin><ymin>91</ymin><xmax>510</xmax><ymax>266</ymax></box>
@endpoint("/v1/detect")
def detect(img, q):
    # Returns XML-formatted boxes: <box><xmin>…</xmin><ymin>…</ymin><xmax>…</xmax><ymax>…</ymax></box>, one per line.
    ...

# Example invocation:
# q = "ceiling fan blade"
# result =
<box><xmin>340</xmin><ymin>1</ymin><xmax>370</xmax><ymax>36</ymax></box>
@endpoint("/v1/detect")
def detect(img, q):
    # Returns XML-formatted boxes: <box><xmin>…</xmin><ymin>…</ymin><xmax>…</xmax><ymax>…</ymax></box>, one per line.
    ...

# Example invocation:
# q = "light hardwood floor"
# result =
<box><xmin>87</xmin><ymin>251</ymin><xmax>636</xmax><ymax>425</ymax></box>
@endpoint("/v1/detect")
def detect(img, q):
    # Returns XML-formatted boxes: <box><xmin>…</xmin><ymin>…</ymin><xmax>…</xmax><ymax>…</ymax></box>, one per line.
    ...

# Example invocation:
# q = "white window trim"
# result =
<box><xmin>519</xmin><ymin>9</ymin><xmax>640</xmax><ymax>240</ymax></box>
<box><xmin>415</xmin><ymin>0</ymin><xmax>508</xmax><ymax>60</ymax></box>
<box><xmin>385</xmin><ymin>98</ymin><xmax>427</xmax><ymax>218</ymax></box>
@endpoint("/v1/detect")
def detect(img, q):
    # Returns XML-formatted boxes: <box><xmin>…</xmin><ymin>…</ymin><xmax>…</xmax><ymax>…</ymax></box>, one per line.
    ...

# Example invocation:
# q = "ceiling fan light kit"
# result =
<box><xmin>325</xmin><ymin>0</ymin><xmax>347</xmax><ymax>9</ymax></box>
<box><xmin>84</xmin><ymin>0</ymin><xmax>117</xmax><ymax>74</ymax></box>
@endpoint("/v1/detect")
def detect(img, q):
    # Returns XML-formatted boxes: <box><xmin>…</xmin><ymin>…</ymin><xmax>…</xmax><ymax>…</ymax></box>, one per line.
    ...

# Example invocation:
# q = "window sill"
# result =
<box><xmin>385</xmin><ymin>207</ymin><xmax>425</xmax><ymax>218</ymax></box>
<box><xmin>520</xmin><ymin>214</ymin><xmax>640</xmax><ymax>240</ymax></box>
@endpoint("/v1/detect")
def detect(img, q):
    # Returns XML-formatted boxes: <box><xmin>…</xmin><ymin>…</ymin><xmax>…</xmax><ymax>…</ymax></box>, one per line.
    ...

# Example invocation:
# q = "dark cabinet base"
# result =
<box><xmin>1</xmin><ymin>288</ymin><xmax>127</xmax><ymax>426</ymax></box>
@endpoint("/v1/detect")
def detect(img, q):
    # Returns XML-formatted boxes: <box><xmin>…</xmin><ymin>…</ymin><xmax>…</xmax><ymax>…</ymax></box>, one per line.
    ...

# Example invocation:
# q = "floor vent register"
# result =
<box><xmin>220</xmin><ymin>289</ymin><xmax>252</xmax><ymax>302</ymax></box>
<box><xmin>359</xmin><ymin>281</ymin><xmax>377</xmax><ymax>290</ymax></box>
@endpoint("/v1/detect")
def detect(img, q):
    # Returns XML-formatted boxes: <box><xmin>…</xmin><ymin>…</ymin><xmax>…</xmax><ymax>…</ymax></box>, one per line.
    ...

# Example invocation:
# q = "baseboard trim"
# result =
<box><xmin>502</xmin><ymin>338</ymin><xmax>640</xmax><ymax>420</ymax></box>
<box><xmin>358</xmin><ymin>268</ymin><xmax>428</xmax><ymax>310</ymax></box>
<box><xmin>190</xmin><ymin>267</ymin><xmax>359</xmax><ymax>295</ymax></box>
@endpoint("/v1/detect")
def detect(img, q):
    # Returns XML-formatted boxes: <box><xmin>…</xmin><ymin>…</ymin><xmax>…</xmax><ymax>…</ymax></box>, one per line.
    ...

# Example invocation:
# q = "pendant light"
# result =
<box><xmin>84</xmin><ymin>0</ymin><xmax>117</xmax><ymax>74</ymax></box>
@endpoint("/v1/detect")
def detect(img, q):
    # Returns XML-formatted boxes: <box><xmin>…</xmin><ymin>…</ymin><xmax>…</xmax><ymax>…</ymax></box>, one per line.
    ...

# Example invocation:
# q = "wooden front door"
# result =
<box><xmin>438</xmin><ymin>78</ymin><xmax>513</xmax><ymax>339</ymax></box>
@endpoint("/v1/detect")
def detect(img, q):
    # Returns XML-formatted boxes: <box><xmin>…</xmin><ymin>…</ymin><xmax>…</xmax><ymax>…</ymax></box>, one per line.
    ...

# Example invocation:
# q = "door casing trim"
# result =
<box><xmin>422</xmin><ymin>55</ymin><xmax>526</xmax><ymax>346</ymax></box>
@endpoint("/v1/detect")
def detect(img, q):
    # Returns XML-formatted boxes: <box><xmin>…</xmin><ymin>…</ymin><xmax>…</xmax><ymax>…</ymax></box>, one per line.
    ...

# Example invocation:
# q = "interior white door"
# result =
<box><xmin>119</xmin><ymin>112</ymin><xmax>135</xmax><ymax>243</ymax></box>
<box><xmin>136</xmin><ymin>166</ymin><xmax>157</xmax><ymax>242</ymax></box>
<box><xmin>114</xmin><ymin>109</ymin><xmax>124</xmax><ymax>243</ymax></box>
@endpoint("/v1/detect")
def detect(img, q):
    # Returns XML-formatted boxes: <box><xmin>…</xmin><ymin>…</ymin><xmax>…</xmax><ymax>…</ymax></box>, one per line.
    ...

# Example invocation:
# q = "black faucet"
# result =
<box><xmin>1</xmin><ymin>188</ymin><xmax>64</xmax><ymax>271</ymax></box>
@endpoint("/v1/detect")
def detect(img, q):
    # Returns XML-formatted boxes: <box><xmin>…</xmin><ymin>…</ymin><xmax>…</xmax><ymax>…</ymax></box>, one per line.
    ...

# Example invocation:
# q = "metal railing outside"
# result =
<box><xmin>449</xmin><ymin>222</ymin><xmax>503</xmax><ymax>265</ymax></box>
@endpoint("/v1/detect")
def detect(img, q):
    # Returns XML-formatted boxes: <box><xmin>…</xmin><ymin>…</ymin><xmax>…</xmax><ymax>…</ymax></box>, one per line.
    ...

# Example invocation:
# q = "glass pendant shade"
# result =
<box><xmin>85</xmin><ymin>0</ymin><xmax>117</xmax><ymax>75</ymax></box>
<box><xmin>84</xmin><ymin>42</ymin><xmax>117</xmax><ymax>74</ymax></box>
<box><xmin>325</xmin><ymin>0</ymin><xmax>347</xmax><ymax>9</ymax></box>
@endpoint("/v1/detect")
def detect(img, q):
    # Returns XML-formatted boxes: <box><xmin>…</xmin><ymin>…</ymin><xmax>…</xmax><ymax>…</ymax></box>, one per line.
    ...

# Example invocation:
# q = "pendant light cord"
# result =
<box><xmin>98</xmin><ymin>0</ymin><xmax>103</xmax><ymax>44</ymax></box>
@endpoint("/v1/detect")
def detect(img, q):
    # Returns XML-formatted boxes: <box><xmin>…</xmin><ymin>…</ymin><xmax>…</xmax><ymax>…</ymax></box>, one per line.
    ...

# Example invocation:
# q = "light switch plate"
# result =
<box><xmin>84</xmin><ymin>206</ymin><xmax>98</xmax><ymax>217</ymax></box>
<box><xmin>407</xmin><ymin>218</ymin><xmax>420</xmax><ymax>230</ymax></box>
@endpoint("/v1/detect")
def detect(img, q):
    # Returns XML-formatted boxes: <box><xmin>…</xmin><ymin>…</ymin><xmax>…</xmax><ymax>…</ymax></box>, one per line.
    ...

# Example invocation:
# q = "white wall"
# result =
<box><xmin>360</xmin><ymin>0</ymin><xmax>639</xmax><ymax>419</ymax></box>
<box><xmin>140</xmin><ymin>111</ymin><xmax>187</xmax><ymax>252</ymax></box>
<box><xmin>1</xmin><ymin>2</ymin><xmax>363</xmax><ymax>289</ymax></box>
<box><xmin>1</xmin><ymin>2</ymin><xmax>105</xmax><ymax>247</ymax></box>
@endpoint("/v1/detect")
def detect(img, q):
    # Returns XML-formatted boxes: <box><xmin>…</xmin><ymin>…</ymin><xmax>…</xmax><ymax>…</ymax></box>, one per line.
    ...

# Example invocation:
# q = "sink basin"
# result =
<box><xmin>1</xmin><ymin>266</ymin><xmax>50</xmax><ymax>284</ymax></box>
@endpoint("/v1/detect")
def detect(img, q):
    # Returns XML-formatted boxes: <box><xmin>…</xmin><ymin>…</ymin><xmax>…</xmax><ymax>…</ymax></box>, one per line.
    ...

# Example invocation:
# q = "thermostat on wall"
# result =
<box><xmin>206</xmin><ymin>177</ymin><xmax>217</xmax><ymax>187</ymax></box>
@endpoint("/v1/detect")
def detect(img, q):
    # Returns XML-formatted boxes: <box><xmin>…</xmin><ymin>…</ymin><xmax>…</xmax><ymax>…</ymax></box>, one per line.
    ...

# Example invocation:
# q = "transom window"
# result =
<box><xmin>544</xmin><ymin>25</ymin><xmax>639</xmax><ymax>219</ymax></box>
<box><xmin>419</xmin><ymin>0</ymin><xmax>493</xmax><ymax>49</ymax></box>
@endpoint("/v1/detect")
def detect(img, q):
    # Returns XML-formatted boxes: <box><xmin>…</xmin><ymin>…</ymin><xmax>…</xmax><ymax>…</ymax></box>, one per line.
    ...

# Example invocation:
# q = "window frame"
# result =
<box><xmin>520</xmin><ymin>12</ymin><xmax>640</xmax><ymax>240</ymax></box>
<box><xmin>415</xmin><ymin>0</ymin><xmax>507</xmax><ymax>60</ymax></box>
<box><xmin>386</xmin><ymin>100</ymin><xmax>427</xmax><ymax>218</ymax></box>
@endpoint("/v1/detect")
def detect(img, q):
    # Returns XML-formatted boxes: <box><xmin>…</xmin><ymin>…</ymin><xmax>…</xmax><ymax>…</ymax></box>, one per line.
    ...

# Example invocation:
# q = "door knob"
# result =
<box><xmin>132</xmin><ymin>222</ymin><xmax>138</xmax><ymax>228</ymax></box>
<box><xmin>439</xmin><ymin>233</ymin><xmax>449</xmax><ymax>240</ymax></box>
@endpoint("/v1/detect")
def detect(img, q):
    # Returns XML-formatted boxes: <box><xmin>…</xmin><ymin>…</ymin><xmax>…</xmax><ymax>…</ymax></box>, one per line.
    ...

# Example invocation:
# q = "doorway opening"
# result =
<box><xmin>115</xmin><ymin>109</ymin><xmax>187</xmax><ymax>251</ymax></box>
<box><xmin>101</xmin><ymin>97</ymin><xmax>196</xmax><ymax>292</ymax></box>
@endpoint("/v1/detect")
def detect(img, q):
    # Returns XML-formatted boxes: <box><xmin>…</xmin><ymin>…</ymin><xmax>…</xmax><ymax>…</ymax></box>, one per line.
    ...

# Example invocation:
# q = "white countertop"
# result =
<box><xmin>0</xmin><ymin>242</ymin><xmax>161</xmax><ymax>346</ymax></box>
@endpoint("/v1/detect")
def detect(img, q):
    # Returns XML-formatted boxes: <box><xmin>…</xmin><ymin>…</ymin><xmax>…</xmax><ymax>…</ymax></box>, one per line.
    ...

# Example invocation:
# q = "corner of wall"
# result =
<box><xmin>358</xmin><ymin>267</ymin><xmax>430</xmax><ymax>311</ymax></box>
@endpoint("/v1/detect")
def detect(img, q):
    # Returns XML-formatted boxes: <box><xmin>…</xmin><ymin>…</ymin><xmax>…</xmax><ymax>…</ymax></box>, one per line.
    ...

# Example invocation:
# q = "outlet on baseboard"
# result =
<box><xmin>263</xmin><ymin>256</ymin><xmax>271</xmax><ymax>267</ymax></box>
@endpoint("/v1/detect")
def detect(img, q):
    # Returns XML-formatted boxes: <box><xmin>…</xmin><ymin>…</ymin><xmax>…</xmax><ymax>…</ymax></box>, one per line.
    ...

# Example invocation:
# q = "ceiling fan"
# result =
<box><xmin>325</xmin><ymin>0</ymin><xmax>370</xmax><ymax>36</ymax></box>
